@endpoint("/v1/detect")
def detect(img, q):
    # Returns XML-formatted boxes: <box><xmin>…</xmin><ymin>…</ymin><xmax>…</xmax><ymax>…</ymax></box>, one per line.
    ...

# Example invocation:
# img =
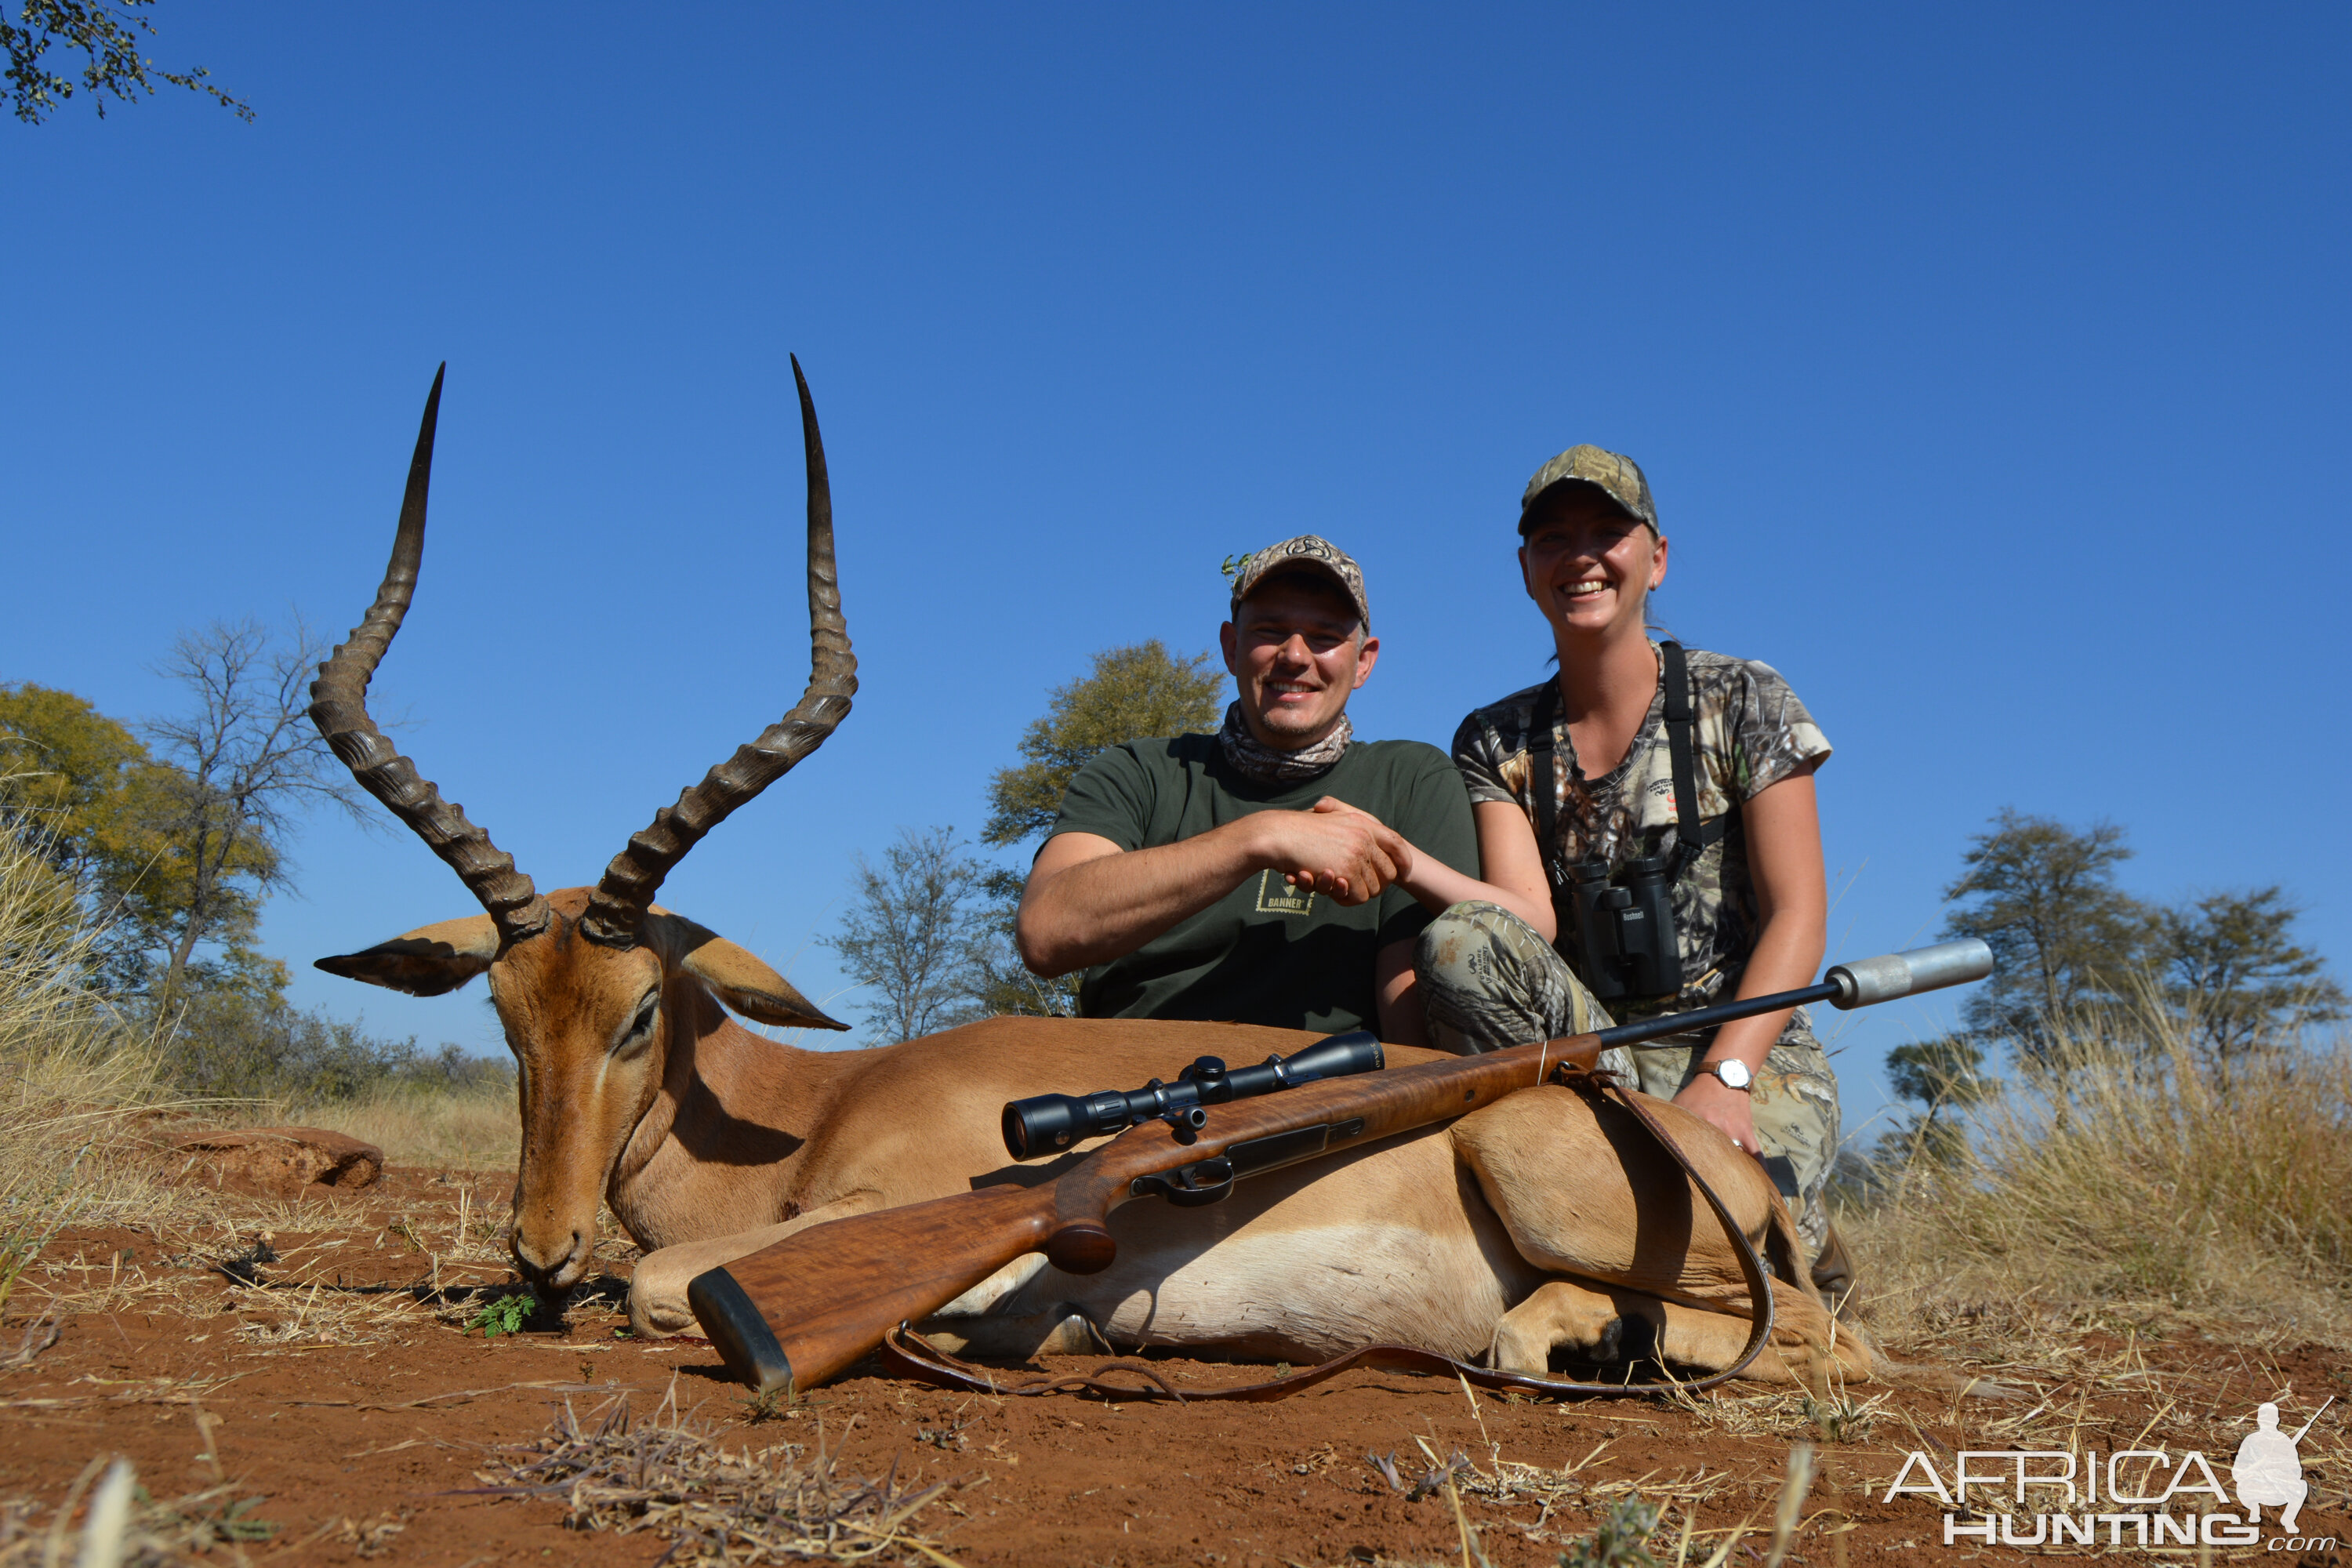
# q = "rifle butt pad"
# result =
<box><xmin>688</xmin><ymin>1265</ymin><xmax>796</xmax><ymax>1394</ymax></box>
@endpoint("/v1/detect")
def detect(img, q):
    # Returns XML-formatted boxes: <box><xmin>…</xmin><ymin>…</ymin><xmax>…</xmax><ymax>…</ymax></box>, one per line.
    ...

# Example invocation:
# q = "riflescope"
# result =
<box><xmin>1002</xmin><ymin>1030</ymin><xmax>1385</xmax><ymax>1160</ymax></box>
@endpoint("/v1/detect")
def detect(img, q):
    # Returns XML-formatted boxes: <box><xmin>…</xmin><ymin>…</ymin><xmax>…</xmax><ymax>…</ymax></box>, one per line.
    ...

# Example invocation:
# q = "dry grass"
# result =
<box><xmin>1849</xmin><ymin>1000</ymin><xmax>2352</xmax><ymax>1354</ymax></box>
<box><xmin>266</xmin><ymin>1076</ymin><xmax>520</xmax><ymax>1173</ymax></box>
<box><xmin>1355</xmin><ymin>1412</ymin><xmax>1831</xmax><ymax>1568</ymax></box>
<box><xmin>1351</xmin><ymin>1378</ymin><xmax>1801</xmax><ymax>1564</ymax></box>
<box><xmin>0</xmin><ymin>813</ymin><xmax>531</xmax><ymax>1345</ymax></box>
<box><xmin>470</xmin><ymin>1387</ymin><xmax>957</xmax><ymax>1565</ymax></box>
<box><xmin>0</xmin><ymin>821</ymin><xmax>193</xmax><ymax>1321</ymax></box>
<box><xmin>2</xmin><ymin>810</ymin><xmax>516</xmax><ymax>1270</ymax></box>
<box><xmin>0</xmin><ymin>1458</ymin><xmax>280</xmax><ymax>1568</ymax></box>
<box><xmin>1658</xmin><ymin>1384</ymin><xmax>1892</xmax><ymax>1447</ymax></box>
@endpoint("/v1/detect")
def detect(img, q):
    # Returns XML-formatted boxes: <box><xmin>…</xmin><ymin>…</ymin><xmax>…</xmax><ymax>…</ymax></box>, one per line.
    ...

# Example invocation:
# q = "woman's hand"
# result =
<box><xmin>1327</xmin><ymin>796</ymin><xmax>1559</xmax><ymax>932</ymax></box>
<box><xmin>1261</xmin><ymin>797</ymin><xmax>1399</xmax><ymax>906</ymax></box>
<box><xmin>1273</xmin><ymin>797</ymin><xmax>1414</xmax><ymax>904</ymax></box>
<box><xmin>1662</xmin><ymin>764</ymin><xmax>1826</xmax><ymax>1160</ymax></box>
<box><xmin>1674</xmin><ymin>1071</ymin><xmax>1761</xmax><ymax>1155</ymax></box>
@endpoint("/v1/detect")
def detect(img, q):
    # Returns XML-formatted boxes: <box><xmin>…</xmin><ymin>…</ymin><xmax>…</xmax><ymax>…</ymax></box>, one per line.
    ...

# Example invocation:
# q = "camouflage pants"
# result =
<box><xmin>1414</xmin><ymin>901</ymin><xmax>1842</xmax><ymax>1258</ymax></box>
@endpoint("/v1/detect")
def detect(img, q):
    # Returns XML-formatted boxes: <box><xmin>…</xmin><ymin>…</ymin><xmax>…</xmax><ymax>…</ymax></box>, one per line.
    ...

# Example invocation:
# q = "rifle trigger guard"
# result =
<box><xmin>1132</xmin><ymin>1156</ymin><xmax>1235</xmax><ymax>1208</ymax></box>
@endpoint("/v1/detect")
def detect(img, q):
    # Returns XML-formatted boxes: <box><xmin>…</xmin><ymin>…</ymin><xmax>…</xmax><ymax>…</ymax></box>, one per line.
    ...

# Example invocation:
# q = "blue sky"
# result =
<box><xmin>7</xmin><ymin>5</ymin><xmax>2347</xmax><ymax>1135</ymax></box>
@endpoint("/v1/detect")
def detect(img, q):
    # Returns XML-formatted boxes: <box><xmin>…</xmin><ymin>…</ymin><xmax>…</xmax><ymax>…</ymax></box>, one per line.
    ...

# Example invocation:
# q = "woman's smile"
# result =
<box><xmin>1519</xmin><ymin>492</ymin><xmax>1662</xmax><ymax>637</ymax></box>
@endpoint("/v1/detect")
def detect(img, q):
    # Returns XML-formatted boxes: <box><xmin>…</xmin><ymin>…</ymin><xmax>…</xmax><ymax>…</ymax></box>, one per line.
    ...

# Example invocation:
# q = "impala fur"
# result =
<box><xmin>313</xmin><ymin>365</ymin><xmax>1924</xmax><ymax>1391</ymax></box>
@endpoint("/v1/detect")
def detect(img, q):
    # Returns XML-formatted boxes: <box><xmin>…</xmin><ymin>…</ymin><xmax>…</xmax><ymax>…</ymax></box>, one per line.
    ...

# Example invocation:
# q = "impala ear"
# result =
<box><xmin>649</xmin><ymin>910</ymin><xmax>849</xmax><ymax>1032</ymax></box>
<box><xmin>315</xmin><ymin>915</ymin><xmax>499</xmax><ymax>996</ymax></box>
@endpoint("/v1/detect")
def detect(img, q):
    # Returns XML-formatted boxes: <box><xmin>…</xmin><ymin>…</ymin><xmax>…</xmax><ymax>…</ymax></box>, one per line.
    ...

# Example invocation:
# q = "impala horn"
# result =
<box><xmin>309</xmin><ymin>365</ymin><xmax>553</xmax><ymax>948</ymax></box>
<box><xmin>579</xmin><ymin>354</ymin><xmax>857</xmax><ymax>948</ymax></box>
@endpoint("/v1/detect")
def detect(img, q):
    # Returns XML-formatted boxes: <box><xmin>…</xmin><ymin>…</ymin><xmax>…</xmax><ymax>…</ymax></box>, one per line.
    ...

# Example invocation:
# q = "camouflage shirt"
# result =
<box><xmin>1450</xmin><ymin>646</ymin><xmax>1831</xmax><ymax>1020</ymax></box>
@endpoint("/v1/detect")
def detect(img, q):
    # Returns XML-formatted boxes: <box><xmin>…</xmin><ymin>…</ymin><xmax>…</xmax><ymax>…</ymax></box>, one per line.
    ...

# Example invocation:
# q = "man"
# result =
<box><xmin>1017</xmin><ymin>537</ymin><xmax>1478</xmax><ymax>1043</ymax></box>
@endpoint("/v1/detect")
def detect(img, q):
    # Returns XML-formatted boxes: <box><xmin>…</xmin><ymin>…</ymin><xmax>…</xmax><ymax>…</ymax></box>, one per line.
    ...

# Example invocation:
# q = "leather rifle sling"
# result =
<box><xmin>877</xmin><ymin>1069</ymin><xmax>1777</xmax><ymax>1403</ymax></box>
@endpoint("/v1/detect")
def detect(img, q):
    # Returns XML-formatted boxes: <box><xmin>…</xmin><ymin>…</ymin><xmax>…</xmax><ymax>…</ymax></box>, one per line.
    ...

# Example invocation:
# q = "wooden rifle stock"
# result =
<box><xmin>690</xmin><ymin>1028</ymin><xmax>1608</xmax><ymax>1392</ymax></box>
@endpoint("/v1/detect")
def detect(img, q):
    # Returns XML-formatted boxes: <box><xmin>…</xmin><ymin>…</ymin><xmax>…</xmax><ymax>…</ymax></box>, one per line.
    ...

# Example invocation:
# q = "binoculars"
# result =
<box><xmin>1564</xmin><ymin>852</ymin><xmax>1682</xmax><ymax>1002</ymax></box>
<box><xmin>1002</xmin><ymin>1030</ymin><xmax>1386</xmax><ymax>1160</ymax></box>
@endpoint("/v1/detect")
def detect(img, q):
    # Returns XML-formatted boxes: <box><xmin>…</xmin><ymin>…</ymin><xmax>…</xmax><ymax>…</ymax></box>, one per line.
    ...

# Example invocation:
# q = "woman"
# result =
<box><xmin>1374</xmin><ymin>444</ymin><xmax>1852</xmax><ymax>1305</ymax></box>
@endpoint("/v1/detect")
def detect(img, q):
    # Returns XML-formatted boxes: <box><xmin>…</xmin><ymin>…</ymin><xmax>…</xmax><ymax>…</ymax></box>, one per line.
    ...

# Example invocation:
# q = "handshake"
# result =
<box><xmin>1263</xmin><ymin>797</ymin><xmax>1425</xmax><ymax>907</ymax></box>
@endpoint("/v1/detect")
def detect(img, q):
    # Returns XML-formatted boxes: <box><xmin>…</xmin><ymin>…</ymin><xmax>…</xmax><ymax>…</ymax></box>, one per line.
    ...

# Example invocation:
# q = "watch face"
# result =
<box><xmin>1712</xmin><ymin>1058</ymin><xmax>1753</xmax><ymax>1089</ymax></box>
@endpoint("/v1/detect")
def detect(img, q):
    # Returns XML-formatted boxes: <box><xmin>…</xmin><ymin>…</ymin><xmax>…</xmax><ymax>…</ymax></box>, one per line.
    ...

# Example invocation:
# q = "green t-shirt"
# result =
<box><xmin>1044</xmin><ymin>735</ymin><xmax>1479</xmax><ymax>1034</ymax></box>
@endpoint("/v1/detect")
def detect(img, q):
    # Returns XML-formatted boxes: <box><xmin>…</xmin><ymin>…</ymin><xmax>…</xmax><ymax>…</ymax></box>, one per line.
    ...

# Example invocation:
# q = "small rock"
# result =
<box><xmin>171</xmin><ymin>1127</ymin><xmax>386</xmax><ymax>1196</ymax></box>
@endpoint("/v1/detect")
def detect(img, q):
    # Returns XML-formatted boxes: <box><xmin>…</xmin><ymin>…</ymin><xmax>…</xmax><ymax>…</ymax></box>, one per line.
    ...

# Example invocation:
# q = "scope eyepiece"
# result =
<box><xmin>1000</xmin><ymin>1029</ymin><xmax>1385</xmax><ymax>1160</ymax></box>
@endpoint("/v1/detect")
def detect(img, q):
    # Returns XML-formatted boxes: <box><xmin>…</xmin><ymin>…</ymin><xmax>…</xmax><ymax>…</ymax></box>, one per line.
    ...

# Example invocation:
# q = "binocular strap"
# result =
<box><xmin>877</xmin><ymin>1071</ymin><xmax>1777</xmax><ymax>1403</ymax></box>
<box><xmin>1530</xmin><ymin>641</ymin><xmax>1729</xmax><ymax>886</ymax></box>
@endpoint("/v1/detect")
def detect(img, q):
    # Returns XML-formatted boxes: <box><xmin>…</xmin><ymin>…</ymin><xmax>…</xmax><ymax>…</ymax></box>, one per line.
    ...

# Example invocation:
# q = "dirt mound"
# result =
<box><xmin>165</xmin><ymin>1126</ymin><xmax>386</xmax><ymax>1197</ymax></box>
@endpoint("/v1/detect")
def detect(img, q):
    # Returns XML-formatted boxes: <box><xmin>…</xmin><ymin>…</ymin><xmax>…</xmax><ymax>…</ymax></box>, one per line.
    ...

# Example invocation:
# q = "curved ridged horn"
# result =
<box><xmin>579</xmin><ymin>355</ymin><xmax>857</xmax><ymax>948</ymax></box>
<box><xmin>309</xmin><ymin>365</ymin><xmax>551</xmax><ymax>947</ymax></box>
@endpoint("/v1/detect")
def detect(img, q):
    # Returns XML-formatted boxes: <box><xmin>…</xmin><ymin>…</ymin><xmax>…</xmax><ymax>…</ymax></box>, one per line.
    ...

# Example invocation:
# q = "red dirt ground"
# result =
<box><xmin>3</xmin><ymin>1163</ymin><xmax>2346</xmax><ymax>1566</ymax></box>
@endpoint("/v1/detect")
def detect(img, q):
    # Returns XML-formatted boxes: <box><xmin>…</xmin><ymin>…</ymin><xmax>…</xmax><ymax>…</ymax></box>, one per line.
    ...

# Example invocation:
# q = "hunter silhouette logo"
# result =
<box><xmin>2235</xmin><ymin>1399</ymin><xmax>2325</xmax><ymax>1534</ymax></box>
<box><xmin>1883</xmin><ymin>1398</ymin><xmax>2336</xmax><ymax>1550</ymax></box>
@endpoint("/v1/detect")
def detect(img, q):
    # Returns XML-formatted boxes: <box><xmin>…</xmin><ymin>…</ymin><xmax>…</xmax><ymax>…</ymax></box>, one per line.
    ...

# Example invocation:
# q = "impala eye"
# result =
<box><xmin>615</xmin><ymin>992</ymin><xmax>661</xmax><ymax>1054</ymax></box>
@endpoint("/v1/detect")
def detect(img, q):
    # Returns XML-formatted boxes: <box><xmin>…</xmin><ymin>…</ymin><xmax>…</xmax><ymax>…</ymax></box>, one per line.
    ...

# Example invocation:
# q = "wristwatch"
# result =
<box><xmin>1700</xmin><ymin>1058</ymin><xmax>1754</xmax><ymax>1092</ymax></box>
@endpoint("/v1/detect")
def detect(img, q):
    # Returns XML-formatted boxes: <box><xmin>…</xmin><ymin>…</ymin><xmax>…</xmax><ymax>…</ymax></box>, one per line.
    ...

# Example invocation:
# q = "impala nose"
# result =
<box><xmin>512</xmin><ymin>1228</ymin><xmax>585</xmax><ymax>1288</ymax></box>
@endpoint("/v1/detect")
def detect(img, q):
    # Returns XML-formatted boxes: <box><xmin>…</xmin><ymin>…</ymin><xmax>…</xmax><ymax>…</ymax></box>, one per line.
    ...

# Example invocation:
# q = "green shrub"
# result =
<box><xmin>155</xmin><ymin>989</ymin><xmax>510</xmax><ymax>1103</ymax></box>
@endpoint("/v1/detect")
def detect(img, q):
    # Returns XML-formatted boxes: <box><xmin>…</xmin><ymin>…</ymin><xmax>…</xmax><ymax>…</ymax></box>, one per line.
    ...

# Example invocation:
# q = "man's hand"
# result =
<box><xmin>1266</xmin><ymin>798</ymin><xmax>1403</xmax><ymax>906</ymax></box>
<box><xmin>1018</xmin><ymin>799</ymin><xmax>1406</xmax><ymax>976</ymax></box>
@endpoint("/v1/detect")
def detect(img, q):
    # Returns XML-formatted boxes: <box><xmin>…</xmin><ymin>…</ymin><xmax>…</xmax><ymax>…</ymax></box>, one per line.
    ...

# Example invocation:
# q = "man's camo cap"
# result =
<box><xmin>1228</xmin><ymin>535</ymin><xmax>1371</xmax><ymax>630</ymax></box>
<box><xmin>1519</xmin><ymin>445</ymin><xmax>1658</xmax><ymax>534</ymax></box>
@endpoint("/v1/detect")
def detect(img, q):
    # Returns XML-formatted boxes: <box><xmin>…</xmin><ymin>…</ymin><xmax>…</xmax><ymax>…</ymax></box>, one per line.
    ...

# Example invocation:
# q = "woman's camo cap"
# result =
<box><xmin>1519</xmin><ymin>445</ymin><xmax>1658</xmax><ymax>534</ymax></box>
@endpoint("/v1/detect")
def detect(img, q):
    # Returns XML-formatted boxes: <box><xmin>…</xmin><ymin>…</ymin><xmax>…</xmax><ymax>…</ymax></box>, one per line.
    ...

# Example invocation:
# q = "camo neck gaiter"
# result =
<box><xmin>1217</xmin><ymin>701</ymin><xmax>1353</xmax><ymax>785</ymax></box>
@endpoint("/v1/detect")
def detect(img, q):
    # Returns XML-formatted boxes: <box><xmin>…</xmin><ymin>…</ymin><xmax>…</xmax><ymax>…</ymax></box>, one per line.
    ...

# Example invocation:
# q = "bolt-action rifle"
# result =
<box><xmin>689</xmin><ymin>940</ymin><xmax>1992</xmax><ymax>1394</ymax></box>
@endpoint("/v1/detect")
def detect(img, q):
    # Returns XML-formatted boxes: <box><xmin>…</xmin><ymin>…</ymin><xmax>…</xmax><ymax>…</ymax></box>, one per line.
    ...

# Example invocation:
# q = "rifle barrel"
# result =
<box><xmin>1593</xmin><ymin>981</ymin><xmax>1841</xmax><ymax>1050</ymax></box>
<box><xmin>1595</xmin><ymin>938</ymin><xmax>1992</xmax><ymax>1049</ymax></box>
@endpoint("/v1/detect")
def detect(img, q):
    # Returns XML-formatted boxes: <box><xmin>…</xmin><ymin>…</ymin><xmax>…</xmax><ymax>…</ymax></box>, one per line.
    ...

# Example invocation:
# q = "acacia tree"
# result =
<box><xmin>982</xmin><ymin>641</ymin><xmax>1227</xmax><ymax>847</ymax></box>
<box><xmin>130</xmin><ymin>619</ymin><xmax>371</xmax><ymax>1000</ymax></box>
<box><xmin>3</xmin><ymin>629</ymin><xmax>370</xmax><ymax>1002</ymax></box>
<box><xmin>1875</xmin><ymin>1033</ymin><xmax>1990</xmax><ymax>1167</ymax></box>
<box><xmin>821</xmin><ymin>826</ymin><xmax>993</xmax><ymax>1044</ymax></box>
<box><xmin>0</xmin><ymin>682</ymin><xmax>148</xmax><ymax>893</ymax></box>
<box><xmin>1940</xmin><ymin>810</ymin><xmax>2153</xmax><ymax>1051</ymax></box>
<box><xmin>971</xmin><ymin>641</ymin><xmax>1227</xmax><ymax>1016</ymax></box>
<box><xmin>2158</xmin><ymin>887</ymin><xmax>2346</xmax><ymax>1066</ymax></box>
<box><xmin>4</xmin><ymin>0</ymin><xmax>249</xmax><ymax>124</ymax></box>
<box><xmin>1</xmin><ymin>680</ymin><xmax>218</xmax><ymax>989</ymax></box>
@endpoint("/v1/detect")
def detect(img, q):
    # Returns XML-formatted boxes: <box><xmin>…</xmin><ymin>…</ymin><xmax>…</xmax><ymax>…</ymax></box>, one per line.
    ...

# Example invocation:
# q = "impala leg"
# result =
<box><xmin>628</xmin><ymin>1194</ymin><xmax>881</xmax><ymax>1338</ymax></box>
<box><xmin>1642</xmin><ymin>1279</ymin><xmax>1877</xmax><ymax>1389</ymax></box>
<box><xmin>910</xmin><ymin>1250</ymin><xmax>1097</xmax><ymax>1358</ymax></box>
<box><xmin>912</xmin><ymin>1304</ymin><xmax>1105</xmax><ymax>1360</ymax></box>
<box><xmin>1490</xmin><ymin>1279</ymin><xmax>1663</xmax><ymax>1375</ymax></box>
<box><xmin>1493</xmin><ymin>1276</ymin><xmax>1876</xmax><ymax>1388</ymax></box>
